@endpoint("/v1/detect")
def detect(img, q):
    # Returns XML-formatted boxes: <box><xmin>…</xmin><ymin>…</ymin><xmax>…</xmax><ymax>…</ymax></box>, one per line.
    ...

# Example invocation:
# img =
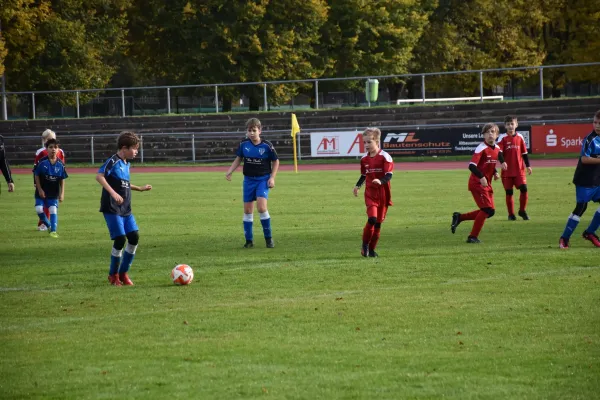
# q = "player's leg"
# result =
<box><xmin>516</xmin><ymin>175</ymin><xmax>529</xmax><ymax>220</ymax></box>
<box><xmin>47</xmin><ymin>199</ymin><xmax>59</xmax><ymax>236</ymax></box>
<box><xmin>452</xmin><ymin>189</ymin><xmax>482</xmax><ymax>233</ymax></box>
<box><xmin>256</xmin><ymin>179</ymin><xmax>274</xmax><ymax>248</ymax></box>
<box><xmin>104</xmin><ymin>213</ymin><xmax>127</xmax><ymax>286</ymax></box>
<box><xmin>362</xmin><ymin>209</ymin><xmax>377</xmax><ymax>257</ymax></box>
<box><xmin>503</xmin><ymin>177</ymin><xmax>516</xmax><ymax>219</ymax></box>
<box><xmin>119</xmin><ymin>216</ymin><xmax>139</xmax><ymax>285</ymax></box>
<box><xmin>467</xmin><ymin>188</ymin><xmax>495</xmax><ymax>243</ymax></box>
<box><xmin>242</xmin><ymin>179</ymin><xmax>257</xmax><ymax>248</ymax></box>
<box><xmin>560</xmin><ymin>186</ymin><xmax>593</xmax><ymax>248</ymax></box>
<box><xmin>582</xmin><ymin>188</ymin><xmax>600</xmax><ymax>247</ymax></box>
<box><xmin>368</xmin><ymin>205</ymin><xmax>388</xmax><ymax>257</ymax></box>
<box><xmin>35</xmin><ymin>198</ymin><xmax>50</xmax><ymax>229</ymax></box>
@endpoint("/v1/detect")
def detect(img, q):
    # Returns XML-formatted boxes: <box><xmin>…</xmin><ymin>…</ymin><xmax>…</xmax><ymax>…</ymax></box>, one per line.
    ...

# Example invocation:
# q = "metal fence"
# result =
<box><xmin>2</xmin><ymin>62</ymin><xmax>599</xmax><ymax>121</ymax></box>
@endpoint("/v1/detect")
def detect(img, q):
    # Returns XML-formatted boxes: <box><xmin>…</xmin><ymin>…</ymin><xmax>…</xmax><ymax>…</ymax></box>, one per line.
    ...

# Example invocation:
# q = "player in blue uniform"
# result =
<box><xmin>559</xmin><ymin>110</ymin><xmax>600</xmax><ymax>249</ymax></box>
<box><xmin>226</xmin><ymin>118</ymin><xmax>280</xmax><ymax>248</ymax></box>
<box><xmin>33</xmin><ymin>139</ymin><xmax>68</xmax><ymax>238</ymax></box>
<box><xmin>96</xmin><ymin>131</ymin><xmax>152</xmax><ymax>286</ymax></box>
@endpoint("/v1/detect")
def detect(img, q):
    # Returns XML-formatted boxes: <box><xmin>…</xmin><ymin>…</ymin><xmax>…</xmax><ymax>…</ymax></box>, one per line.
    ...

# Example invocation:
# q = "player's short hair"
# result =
<box><xmin>117</xmin><ymin>131</ymin><xmax>140</xmax><ymax>149</ymax></box>
<box><xmin>246</xmin><ymin>118</ymin><xmax>261</xmax><ymax>130</ymax></box>
<box><xmin>42</xmin><ymin>129</ymin><xmax>56</xmax><ymax>141</ymax></box>
<box><xmin>482</xmin><ymin>123</ymin><xmax>499</xmax><ymax>135</ymax></box>
<box><xmin>44</xmin><ymin>138</ymin><xmax>59</xmax><ymax>148</ymax></box>
<box><xmin>594</xmin><ymin>110</ymin><xmax>600</xmax><ymax>119</ymax></box>
<box><xmin>363</xmin><ymin>127</ymin><xmax>381</xmax><ymax>142</ymax></box>
<box><xmin>504</xmin><ymin>115</ymin><xmax>517</xmax><ymax>123</ymax></box>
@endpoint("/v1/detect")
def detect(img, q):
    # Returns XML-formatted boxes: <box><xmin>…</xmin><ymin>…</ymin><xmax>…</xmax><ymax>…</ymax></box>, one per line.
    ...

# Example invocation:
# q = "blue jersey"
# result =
<box><xmin>34</xmin><ymin>157</ymin><xmax>68</xmax><ymax>199</ymax></box>
<box><xmin>573</xmin><ymin>131</ymin><xmax>600</xmax><ymax>187</ymax></box>
<box><xmin>98</xmin><ymin>154</ymin><xmax>132</xmax><ymax>216</ymax></box>
<box><xmin>235</xmin><ymin>138</ymin><xmax>278</xmax><ymax>177</ymax></box>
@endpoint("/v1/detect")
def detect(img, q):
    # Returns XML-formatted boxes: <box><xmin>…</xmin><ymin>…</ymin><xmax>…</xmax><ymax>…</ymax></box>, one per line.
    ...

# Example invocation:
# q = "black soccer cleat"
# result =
<box><xmin>518</xmin><ymin>210</ymin><xmax>530</xmax><ymax>220</ymax></box>
<box><xmin>368</xmin><ymin>250</ymin><xmax>378</xmax><ymax>258</ymax></box>
<box><xmin>361</xmin><ymin>243</ymin><xmax>369</xmax><ymax>257</ymax></box>
<box><xmin>451</xmin><ymin>212</ymin><xmax>461</xmax><ymax>234</ymax></box>
<box><xmin>243</xmin><ymin>240</ymin><xmax>254</xmax><ymax>248</ymax></box>
<box><xmin>266</xmin><ymin>238</ymin><xmax>275</xmax><ymax>248</ymax></box>
<box><xmin>466</xmin><ymin>236</ymin><xmax>481</xmax><ymax>244</ymax></box>
<box><xmin>508</xmin><ymin>214</ymin><xmax>516</xmax><ymax>221</ymax></box>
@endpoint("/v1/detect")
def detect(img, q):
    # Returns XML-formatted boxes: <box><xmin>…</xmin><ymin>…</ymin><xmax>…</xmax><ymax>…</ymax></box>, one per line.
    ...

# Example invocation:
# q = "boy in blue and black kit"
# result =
<box><xmin>96</xmin><ymin>131</ymin><xmax>152</xmax><ymax>286</ymax></box>
<box><xmin>34</xmin><ymin>138</ymin><xmax>67</xmax><ymax>237</ymax></box>
<box><xmin>225</xmin><ymin>118</ymin><xmax>280</xmax><ymax>248</ymax></box>
<box><xmin>559</xmin><ymin>110</ymin><xmax>600</xmax><ymax>249</ymax></box>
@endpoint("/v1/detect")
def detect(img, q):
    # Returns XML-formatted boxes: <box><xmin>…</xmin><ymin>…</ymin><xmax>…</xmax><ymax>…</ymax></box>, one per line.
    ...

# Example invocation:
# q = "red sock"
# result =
<box><xmin>469</xmin><ymin>211</ymin><xmax>488</xmax><ymax>238</ymax></box>
<box><xmin>461</xmin><ymin>210</ymin><xmax>479</xmax><ymax>221</ymax></box>
<box><xmin>362</xmin><ymin>223</ymin><xmax>374</xmax><ymax>244</ymax></box>
<box><xmin>506</xmin><ymin>195</ymin><xmax>515</xmax><ymax>215</ymax></box>
<box><xmin>369</xmin><ymin>227</ymin><xmax>381</xmax><ymax>250</ymax></box>
<box><xmin>519</xmin><ymin>192</ymin><xmax>528</xmax><ymax>212</ymax></box>
<box><xmin>44</xmin><ymin>207</ymin><xmax>50</xmax><ymax>220</ymax></box>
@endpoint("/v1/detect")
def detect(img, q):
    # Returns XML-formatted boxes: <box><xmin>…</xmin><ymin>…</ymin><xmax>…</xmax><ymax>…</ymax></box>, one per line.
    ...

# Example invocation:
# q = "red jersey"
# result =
<box><xmin>497</xmin><ymin>133</ymin><xmax>527</xmax><ymax>177</ymax></box>
<box><xmin>360</xmin><ymin>149</ymin><xmax>394</xmax><ymax>206</ymax></box>
<box><xmin>35</xmin><ymin>147</ymin><xmax>66</xmax><ymax>165</ymax></box>
<box><xmin>468</xmin><ymin>142</ymin><xmax>501</xmax><ymax>190</ymax></box>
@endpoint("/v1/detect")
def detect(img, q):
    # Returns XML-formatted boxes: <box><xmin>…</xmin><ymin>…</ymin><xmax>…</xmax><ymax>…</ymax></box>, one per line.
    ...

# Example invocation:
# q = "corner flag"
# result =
<box><xmin>291</xmin><ymin>113</ymin><xmax>301</xmax><ymax>173</ymax></box>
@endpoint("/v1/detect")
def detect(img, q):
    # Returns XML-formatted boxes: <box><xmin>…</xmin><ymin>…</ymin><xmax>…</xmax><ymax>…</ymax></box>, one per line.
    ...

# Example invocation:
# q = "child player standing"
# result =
<box><xmin>225</xmin><ymin>118</ymin><xmax>279</xmax><ymax>248</ymax></box>
<box><xmin>451</xmin><ymin>123</ymin><xmax>507</xmax><ymax>243</ymax></box>
<box><xmin>96</xmin><ymin>131</ymin><xmax>152</xmax><ymax>286</ymax></box>
<box><xmin>34</xmin><ymin>129</ymin><xmax>66</xmax><ymax>230</ymax></box>
<box><xmin>353</xmin><ymin>128</ymin><xmax>394</xmax><ymax>257</ymax></box>
<box><xmin>497</xmin><ymin>116</ymin><xmax>532</xmax><ymax>220</ymax></box>
<box><xmin>34</xmin><ymin>139</ymin><xmax>68</xmax><ymax>238</ymax></box>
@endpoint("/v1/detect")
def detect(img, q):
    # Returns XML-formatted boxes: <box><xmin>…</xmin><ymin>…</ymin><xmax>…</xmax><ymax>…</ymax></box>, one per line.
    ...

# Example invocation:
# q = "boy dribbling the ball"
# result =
<box><xmin>96</xmin><ymin>131</ymin><xmax>152</xmax><ymax>286</ymax></box>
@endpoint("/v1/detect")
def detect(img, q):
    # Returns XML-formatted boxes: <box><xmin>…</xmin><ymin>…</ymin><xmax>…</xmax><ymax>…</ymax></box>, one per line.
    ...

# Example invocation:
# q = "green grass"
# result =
<box><xmin>0</xmin><ymin>168</ymin><xmax>598</xmax><ymax>399</ymax></box>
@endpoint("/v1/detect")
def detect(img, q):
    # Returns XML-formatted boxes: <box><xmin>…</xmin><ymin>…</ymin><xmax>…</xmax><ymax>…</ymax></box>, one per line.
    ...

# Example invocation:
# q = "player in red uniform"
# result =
<box><xmin>34</xmin><ymin>129</ymin><xmax>66</xmax><ymax>230</ymax></box>
<box><xmin>451</xmin><ymin>123</ymin><xmax>507</xmax><ymax>243</ymax></box>
<box><xmin>497</xmin><ymin>116</ymin><xmax>532</xmax><ymax>220</ymax></box>
<box><xmin>353</xmin><ymin>128</ymin><xmax>394</xmax><ymax>257</ymax></box>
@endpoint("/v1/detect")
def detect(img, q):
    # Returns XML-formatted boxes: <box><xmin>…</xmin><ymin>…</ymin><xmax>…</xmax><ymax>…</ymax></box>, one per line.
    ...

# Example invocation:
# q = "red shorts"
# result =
<box><xmin>470</xmin><ymin>185</ymin><xmax>495</xmax><ymax>209</ymax></box>
<box><xmin>365</xmin><ymin>188</ymin><xmax>390</xmax><ymax>223</ymax></box>
<box><xmin>366</xmin><ymin>205</ymin><xmax>388</xmax><ymax>223</ymax></box>
<box><xmin>501</xmin><ymin>175</ymin><xmax>527</xmax><ymax>190</ymax></box>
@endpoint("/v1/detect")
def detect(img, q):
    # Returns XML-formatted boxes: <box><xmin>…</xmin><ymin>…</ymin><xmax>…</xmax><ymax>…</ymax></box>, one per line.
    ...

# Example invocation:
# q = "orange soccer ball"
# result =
<box><xmin>171</xmin><ymin>264</ymin><xmax>194</xmax><ymax>285</ymax></box>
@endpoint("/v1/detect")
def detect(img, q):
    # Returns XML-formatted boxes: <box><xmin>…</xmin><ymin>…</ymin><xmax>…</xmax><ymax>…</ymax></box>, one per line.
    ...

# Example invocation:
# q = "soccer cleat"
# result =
<box><xmin>38</xmin><ymin>224</ymin><xmax>48</xmax><ymax>231</ymax></box>
<box><xmin>243</xmin><ymin>240</ymin><xmax>254</xmax><ymax>248</ymax></box>
<box><xmin>361</xmin><ymin>243</ymin><xmax>369</xmax><ymax>257</ymax></box>
<box><xmin>451</xmin><ymin>212</ymin><xmax>461</xmax><ymax>234</ymax></box>
<box><xmin>49</xmin><ymin>231</ymin><xmax>59</xmax><ymax>238</ymax></box>
<box><xmin>368</xmin><ymin>249</ymin><xmax>378</xmax><ymax>258</ymax></box>
<box><xmin>466</xmin><ymin>236</ymin><xmax>481</xmax><ymax>243</ymax></box>
<box><xmin>582</xmin><ymin>231</ymin><xmax>600</xmax><ymax>248</ymax></box>
<box><xmin>559</xmin><ymin>237</ymin><xmax>569</xmax><ymax>249</ymax></box>
<box><xmin>266</xmin><ymin>238</ymin><xmax>275</xmax><ymax>248</ymax></box>
<box><xmin>508</xmin><ymin>214</ymin><xmax>516</xmax><ymax>221</ymax></box>
<box><xmin>518</xmin><ymin>210</ymin><xmax>530</xmax><ymax>220</ymax></box>
<box><xmin>119</xmin><ymin>273</ymin><xmax>134</xmax><ymax>286</ymax></box>
<box><xmin>108</xmin><ymin>274</ymin><xmax>122</xmax><ymax>286</ymax></box>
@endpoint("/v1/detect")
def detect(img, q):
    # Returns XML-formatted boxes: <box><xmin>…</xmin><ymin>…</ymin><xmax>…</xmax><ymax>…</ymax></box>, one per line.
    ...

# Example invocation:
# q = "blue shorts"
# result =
<box><xmin>243</xmin><ymin>175</ymin><xmax>270</xmax><ymax>203</ymax></box>
<box><xmin>575</xmin><ymin>186</ymin><xmax>600</xmax><ymax>203</ymax></box>
<box><xmin>103</xmin><ymin>213</ymin><xmax>139</xmax><ymax>239</ymax></box>
<box><xmin>35</xmin><ymin>197</ymin><xmax>59</xmax><ymax>209</ymax></box>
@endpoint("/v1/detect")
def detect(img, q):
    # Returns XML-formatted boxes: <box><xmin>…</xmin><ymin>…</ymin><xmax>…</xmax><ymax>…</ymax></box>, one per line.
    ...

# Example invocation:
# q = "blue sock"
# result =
<box><xmin>260</xmin><ymin>211</ymin><xmax>272</xmax><ymax>239</ymax></box>
<box><xmin>243</xmin><ymin>214</ymin><xmax>253</xmax><ymax>241</ymax></box>
<box><xmin>585</xmin><ymin>208</ymin><xmax>600</xmax><ymax>234</ymax></box>
<box><xmin>561</xmin><ymin>214</ymin><xmax>580</xmax><ymax>239</ymax></box>
<box><xmin>109</xmin><ymin>248</ymin><xmax>122</xmax><ymax>275</ymax></box>
<box><xmin>50</xmin><ymin>213</ymin><xmax>57</xmax><ymax>232</ymax></box>
<box><xmin>119</xmin><ymin>244</ymin><xmax>137</xmax><ymax>273</ymax></box>
<box><xmin>37</xmin><ymin>212</ymin><xmax>50</xmax><ymax>228</ymax></box>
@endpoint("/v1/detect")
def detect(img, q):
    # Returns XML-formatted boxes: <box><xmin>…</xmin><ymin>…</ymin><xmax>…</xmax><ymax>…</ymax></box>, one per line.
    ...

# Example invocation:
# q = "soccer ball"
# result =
<box><xmin>171</xmin><ymin>264</ymin><xmax>194</xmax><ymax>285</ymax></box>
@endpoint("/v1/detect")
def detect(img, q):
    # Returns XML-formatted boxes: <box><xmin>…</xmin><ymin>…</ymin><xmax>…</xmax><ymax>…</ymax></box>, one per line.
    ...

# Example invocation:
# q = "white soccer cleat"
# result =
<box><xmin>38</xmin><ymin>225</ymin><xmax>48</xmax><ymax>231</ymax></box>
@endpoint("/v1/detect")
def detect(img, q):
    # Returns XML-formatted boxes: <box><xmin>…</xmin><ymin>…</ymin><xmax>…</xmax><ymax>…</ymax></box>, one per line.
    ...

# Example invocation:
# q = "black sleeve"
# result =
<box><xmin>468</xmin><ymin>163</ymin><xmax>484</xmax><ymax>179</ymax></box>
<box><xmin>498</xmin><ymin>151</ymin><xmax>505</xmax><ymax>164</ymax></box>
<box><xmin>522</xmin><ymin>153</ymin><xmax>530</xmax><ymax>168</ymax></box>
<box><xmin>379</xmin><ymin>172</ymin><xmax>393</xmax><ymax>184</ymax></box>
<box><xmin>0</xmin><ymin>145</ymin><xmax>13</xmax><ymax>184</ymax></box>
<box><xmin>355</xmin><ymin>175</ymin><xmax>366</xmax><ymax>187</ymax></box>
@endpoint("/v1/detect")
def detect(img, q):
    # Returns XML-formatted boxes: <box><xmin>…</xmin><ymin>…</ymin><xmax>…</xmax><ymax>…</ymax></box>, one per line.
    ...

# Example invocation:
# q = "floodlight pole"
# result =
<box><xmin>0</xmin><ymin>20</ymin><xmax>7</xmax><ymax>120</ymax></box>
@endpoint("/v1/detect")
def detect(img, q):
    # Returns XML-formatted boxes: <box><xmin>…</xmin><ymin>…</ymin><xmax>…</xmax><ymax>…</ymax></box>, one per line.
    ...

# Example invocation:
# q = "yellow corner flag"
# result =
<box><xmin>291</xmin><ymin>113</ymin><xmax>301</xmax><ymax>173</ymax></box>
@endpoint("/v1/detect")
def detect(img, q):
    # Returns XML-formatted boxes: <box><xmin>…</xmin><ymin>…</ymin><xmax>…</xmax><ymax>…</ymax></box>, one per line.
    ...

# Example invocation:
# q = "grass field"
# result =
<box><xmin>0</xmin><ymin>167</ymin><xmax>598</xmax><ymax>399</ymax></box>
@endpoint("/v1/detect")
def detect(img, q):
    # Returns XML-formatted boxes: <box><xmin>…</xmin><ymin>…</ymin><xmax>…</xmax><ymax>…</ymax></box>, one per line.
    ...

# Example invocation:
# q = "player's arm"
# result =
<box><xmin>225</xmin><ymin>156</ymin><xmax>242</xmax><ymax>180</ymax></box>
<box><xmin>0</xmin><ymin>147</ymin><xmax>14</xmax><ymax>186</ymax></box>
<box><xmin>95</xmin><ymin>173</ymin><xmax>123</xmax><ymax>204</ymax></box>
<box><xmin>469</xmin><ymin>163</ymin><xmax>488</xmax><ymax>187</ymax></box>
<box><xmin>498</xmin><ymin>151</ymin><xmax>507</xmax><ymax>170</ymax></box>
<box><xmin>267</xmin><ymin>159</ymin><xmax>280</xmax><ymax>188</ymax></box>
<box><xmin>59</xmin><ymin>179</ymin><xmax>65</xmax><ymax>202</ymax></box>
<box><xmin>34</xmin><ymin>174</ymin><xmax>45</xmax><ymax>198</ymax></box>
<box><xmin>131</xmin><ymin>184</ymin><xmax>152</xmax><ymax>192</ymax></box>
<box><xmin>522</xmin><ymin>153</ymin><xmax>532</xmax><ymax>174</ymax></box>
<box><xmin>353</xmin><ymin>175</ymin><xmax>366</xmax><ymax>196</ymax></box>
<box><xmin>581</xmin><ymin>156</ymin><xmax>600</xmax><ymax>164</ymax></box>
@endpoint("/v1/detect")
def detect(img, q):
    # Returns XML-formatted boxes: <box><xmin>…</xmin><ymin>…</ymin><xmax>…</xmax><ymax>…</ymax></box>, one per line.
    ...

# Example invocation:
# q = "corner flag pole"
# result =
<box><xmin>291</xmin><ymin>113</ymin><xmax>301</xmax><ymax>173</ymax></box>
